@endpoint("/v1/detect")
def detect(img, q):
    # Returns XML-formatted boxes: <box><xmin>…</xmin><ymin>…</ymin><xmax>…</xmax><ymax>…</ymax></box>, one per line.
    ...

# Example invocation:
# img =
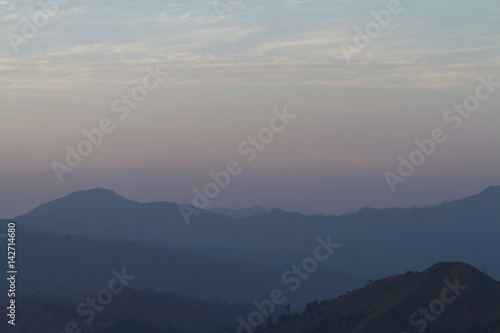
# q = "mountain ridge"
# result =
<box><xmin>11</xmin><ymin>185</ymin><xmax>500</xmax><ymax>289</ymax></box>
<box><xmin>15</xmin><ymin>184</ymin><xmax>500</xmax><ymax>222</ymax></box>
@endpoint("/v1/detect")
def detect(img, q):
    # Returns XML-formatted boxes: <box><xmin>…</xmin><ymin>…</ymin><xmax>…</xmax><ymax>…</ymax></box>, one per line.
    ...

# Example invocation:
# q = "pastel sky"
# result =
<box><xmin>1</xmin><ymin>0</ymin><xmax>499</xmax><ymax>218</ymax></box>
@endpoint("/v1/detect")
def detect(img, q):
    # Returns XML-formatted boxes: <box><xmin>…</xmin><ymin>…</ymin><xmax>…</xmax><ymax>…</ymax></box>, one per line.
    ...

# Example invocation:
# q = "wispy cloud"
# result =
<box><xmin>1</xmin><ymin>0</ymin><xmax>499</xmax><ymax>92</ymax></box>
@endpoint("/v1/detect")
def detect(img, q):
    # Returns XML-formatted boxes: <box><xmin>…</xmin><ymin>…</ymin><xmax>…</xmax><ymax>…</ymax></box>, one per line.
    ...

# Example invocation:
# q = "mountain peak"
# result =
<box><xmin>67</xmin><ymin>188</ymin><xmax>120</xmax><ymax>198</ymax></box>
<box><xmin>478</xmin><ymin>185</ymin><xmax>500</xmax><ymax>196</ymax></box>
<box><xmin>267</xmin><ymin>261</ymin><xmax>500</xmax><ymax>333</ymax></box>
<box><xmin>425</xmin><ymin>261</ymin><xmax>476</xmax><ymax>275</ymax></box>
<box><xmin>57</xmin><ymin>188</ymin><xmax>137</xmax><ymax>206</ymax></box>
<box><xmin>15</xmin><ymin>188</ymin><xmax>137</xmax><ymax>222</ymax></box>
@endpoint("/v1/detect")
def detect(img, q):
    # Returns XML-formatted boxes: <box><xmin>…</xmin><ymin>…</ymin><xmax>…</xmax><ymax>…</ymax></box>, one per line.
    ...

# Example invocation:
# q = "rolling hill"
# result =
<box><xmin>0</xmin><ymin>287</ymin><xmax>233</xmax><ymax>333</ymax></box>
<box><xmin>0</xmin><ymin>223</ymin><xmax>364</xmax><ymax>306</ymax></box>
<box><xmin>2</xmin><ymin>262</ymin><xmax>498</xmax><ymax>333</ymax></box>
<box><xmin>265</xmin><ymin>262</ymin><xmax>500</xmax><ymax>333</ymax></box>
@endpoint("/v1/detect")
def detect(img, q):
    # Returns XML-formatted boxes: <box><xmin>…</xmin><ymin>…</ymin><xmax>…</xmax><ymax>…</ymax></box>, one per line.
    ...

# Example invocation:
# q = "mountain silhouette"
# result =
<box><xmin>1</xmin><ymin>262</ymin><xmax>498</xmax><ymax>333</ymax></box>
<box><xmin>266</xmin><ymin>262</ymin><xmax>500</xmax><ymax>333</ymax></box>
<box><xmin>13</xmin><ymin>186</ymin><xmax>500</xmax><ymax>282</ymax></box>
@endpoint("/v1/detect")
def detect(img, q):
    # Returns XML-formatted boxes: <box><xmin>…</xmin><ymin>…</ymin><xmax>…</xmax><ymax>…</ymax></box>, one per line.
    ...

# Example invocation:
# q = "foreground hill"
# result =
<box><xmin>2</xmin><ymin>262</ymin><xmax>498</xmax><ymax>333</ymax></box>
<box><xmin>266</xmin><ymin>262</ymin><xmax>500</xmax><ymax>333</ymax></box>
<box><xmin>0</xmin><ymin>287</ymin><xmax>233</xmax><ymax>333</ymax></box>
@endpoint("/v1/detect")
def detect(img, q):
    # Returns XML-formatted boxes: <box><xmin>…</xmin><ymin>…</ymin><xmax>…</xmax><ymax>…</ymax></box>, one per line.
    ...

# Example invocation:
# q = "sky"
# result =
<box><xmin>1</xmin><ymin>0</ymin><xmax>499</xmax><ymax>218</ymax></box>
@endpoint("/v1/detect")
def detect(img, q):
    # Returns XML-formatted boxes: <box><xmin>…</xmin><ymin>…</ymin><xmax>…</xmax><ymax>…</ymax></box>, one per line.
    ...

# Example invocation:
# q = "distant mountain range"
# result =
<box><xmin>1</xmin><ymin>262</ymin><xmax>498</xmax><ymax>333</ymax></box>
<box><xmin>13</xmin><ymin>186</ymin><xmax>500</xmax><ymax>281</ymax></box>
<box><xmin>207</xmin><ymin>205</ymin><xmax>270</xmax><ymax>218</ymax></box>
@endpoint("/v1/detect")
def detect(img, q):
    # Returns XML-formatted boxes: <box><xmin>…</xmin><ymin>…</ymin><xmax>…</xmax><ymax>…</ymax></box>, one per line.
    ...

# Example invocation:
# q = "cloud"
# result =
<box><xmin>0</xmin><ymin>1</ymin><xmax>499</xmax><ymax>92</ymax></box>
